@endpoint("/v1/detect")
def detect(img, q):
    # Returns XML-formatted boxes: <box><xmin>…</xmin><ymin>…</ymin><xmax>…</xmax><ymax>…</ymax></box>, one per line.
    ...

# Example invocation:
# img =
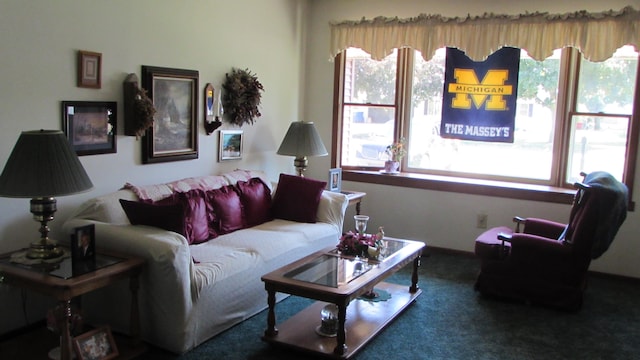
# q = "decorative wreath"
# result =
<box><xmin>222</xmin><ymin>68</ymin><xmax>264</xmax><ymax>126</ymax></box>
<box><xmin>132</xmin><ymin>86</ymin><xmax>156</xmax><ymax>138</ymax></box>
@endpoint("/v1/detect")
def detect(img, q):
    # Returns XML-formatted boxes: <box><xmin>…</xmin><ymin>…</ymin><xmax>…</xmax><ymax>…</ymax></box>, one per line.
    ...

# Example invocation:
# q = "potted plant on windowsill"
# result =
<box><xmin>384</xmin><ymin>138</ymin><xmax>406</xmax><ymax>173</ymax></box>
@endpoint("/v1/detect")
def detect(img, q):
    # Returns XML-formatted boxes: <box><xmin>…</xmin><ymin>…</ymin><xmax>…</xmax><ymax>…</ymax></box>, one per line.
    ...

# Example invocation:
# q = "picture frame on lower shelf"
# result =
<box><xmin>73</xmin><ymin>326</ymin><xmax>119</xmax><ymax>360</ymax></box>
<box><xmin>328</xmin><ymin>168</ymin><xmax>342</xmax><ymax>192</ymax></box>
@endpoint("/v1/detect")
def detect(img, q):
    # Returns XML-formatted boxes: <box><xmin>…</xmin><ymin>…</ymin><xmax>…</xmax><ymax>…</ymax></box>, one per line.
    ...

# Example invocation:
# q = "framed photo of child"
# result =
<box><xmin>328</xmin><ymin>168</ymin><xmax>342</xmax><ymax>192</ymax></box>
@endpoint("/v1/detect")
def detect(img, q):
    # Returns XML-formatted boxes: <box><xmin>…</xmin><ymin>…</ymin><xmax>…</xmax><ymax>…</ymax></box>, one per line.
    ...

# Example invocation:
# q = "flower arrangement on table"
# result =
<box><xmin>337</xmin><ymin>227</ymin><xmax>385</xmax><ymax>260</ymax></box>
<box><xmin>385</xmin><ymin>138</ymin><xmax>407</xmax><ymax>162</ymax></box>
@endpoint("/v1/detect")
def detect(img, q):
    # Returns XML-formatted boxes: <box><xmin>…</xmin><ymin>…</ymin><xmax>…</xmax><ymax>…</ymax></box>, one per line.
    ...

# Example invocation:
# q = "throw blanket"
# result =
<box><xmin>584</xmin><ymin>171</ymin><xmax>628</xmax><ymax>259</ymax></box>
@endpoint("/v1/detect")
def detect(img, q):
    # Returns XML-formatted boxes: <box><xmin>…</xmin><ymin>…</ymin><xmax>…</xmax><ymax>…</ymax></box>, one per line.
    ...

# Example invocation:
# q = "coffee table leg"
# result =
<box><xmin>333</xmin><ymin>303</ymin><xmax>348</xmax><ymax>356</ymax></box>
<box><xmin>410</xmin><ymin>255</ymin><xmax>421</xmax><ymax>293</ymax></box>
<box><xmin>59</xmin><ymin>299</ymin><xmax>73</xmax><ymax>360</ymax></box>
<box><xmin>264</xmin><ymin>289</ymin><xmax>278</xmax><ymax>337</ymax></box>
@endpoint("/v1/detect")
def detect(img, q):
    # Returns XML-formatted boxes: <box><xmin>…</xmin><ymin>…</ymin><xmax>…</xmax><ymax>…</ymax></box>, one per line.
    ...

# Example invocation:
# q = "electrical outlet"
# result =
<box><xmin>477</xmin><ymin>214</ymin><xmax>488</xmax><ymax>229</ymax></box>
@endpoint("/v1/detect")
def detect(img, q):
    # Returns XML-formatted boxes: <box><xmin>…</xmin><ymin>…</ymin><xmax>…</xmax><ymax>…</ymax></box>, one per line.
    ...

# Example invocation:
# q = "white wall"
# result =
<box><xmin>304</xmin><ymin>0</ymin><xmax>640</xmax><ymax>278</ymax></box>
<box><xmin>0</xmin><ymin>0</ymin><xmax>307</xmax><ymax>334</ymax></box>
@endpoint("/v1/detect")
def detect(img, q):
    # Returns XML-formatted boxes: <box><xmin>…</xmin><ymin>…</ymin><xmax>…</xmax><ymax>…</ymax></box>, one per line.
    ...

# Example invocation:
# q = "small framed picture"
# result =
<box><xmin>71</xmin><ymin>224</ymin><xmax>96</xmax><ymax>274</ymax></box>
<box><xmin>73</xmin><ymin>326</ymin><xmax>119</xmax><ymax>360</ymax></box>
<box><xmin>328</xmin><ymin>168</ymin><xmax>342</xmax><ymax>192</ymax></box>
<box><xmin>62</xmin><ymin>101</ymin><xmax>117</xmax><ymax>156</ymax></box>
<box><xmin>219</xmin><ymin>130</ymin><xmax>243</xmax><ymax>161</ymax></box>
<box><xmin>77</xmin><ymin>50</ymin><xmax>102</xmax><ymax>88</ymax></box>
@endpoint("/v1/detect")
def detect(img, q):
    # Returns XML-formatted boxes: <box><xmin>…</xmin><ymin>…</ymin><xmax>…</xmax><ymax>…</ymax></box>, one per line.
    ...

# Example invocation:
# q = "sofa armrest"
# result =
<box><xmin>63</xmin><ymin>218</ymin><xmax>193</xmax><ymax>301</ymax></box>
<box><xmin>316</xmin><ymin>191</ymin><xmax>348</xmax><ymax>233</ymax></box>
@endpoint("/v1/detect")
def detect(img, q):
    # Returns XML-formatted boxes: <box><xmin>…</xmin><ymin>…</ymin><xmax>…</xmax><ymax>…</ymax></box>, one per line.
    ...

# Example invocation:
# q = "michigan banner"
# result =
<box><xmin>440</xmin><ymin>47</ymin><xmax>520</xmax><ymax>143</ymax></box>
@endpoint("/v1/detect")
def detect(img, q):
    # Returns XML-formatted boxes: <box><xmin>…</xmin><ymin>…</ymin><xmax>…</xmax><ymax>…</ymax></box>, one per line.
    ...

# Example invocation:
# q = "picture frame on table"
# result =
<box><xmin>77</xmin><ymin>50</ymin><xmax>102</xmax><ymax>88</ymax></box>
<box><xmin>62</xmin><ymin>101</ymin><xmax>117</xmax><ymax>156</ymax></box>
<box><xmin>71</xmin><ymin>224</ymin><xmax>96</xmax><ymax>275</ymax></box>
<box><xmin>73</xmin><ymin>326</ymin><xmax>119</xmax><ymax>360</ymax></box>
<box><xmin>219</xmin><ymin>130</ymin><xmax>243</xmax><ymax>161</ymax></box>
<box><xmin>141</xmin><ymin>65</ymin><xmax>199</xmax><ymax>163</ymax></box>
<box><xmin>328</xmin><ymin>168</ymin><xmax>342</xmax><ymax>192</ymax></box>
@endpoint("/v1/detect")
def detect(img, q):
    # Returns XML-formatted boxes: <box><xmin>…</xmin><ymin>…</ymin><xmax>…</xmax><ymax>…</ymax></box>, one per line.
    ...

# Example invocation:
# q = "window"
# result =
<box><xmin>333</xmin><ymin>46</ymin><xmax>638</xmax><ymax>205</ymax></box>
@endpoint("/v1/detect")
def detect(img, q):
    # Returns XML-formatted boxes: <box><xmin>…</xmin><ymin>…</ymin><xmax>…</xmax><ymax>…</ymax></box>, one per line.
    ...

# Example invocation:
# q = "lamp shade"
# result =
<box><xmin>277</xmin><ymin>121</ymin><xmax>328</xmax><ymax>157</ymax></box>
<box><xmin>0</xmin><ymin>130</ymin><xmax>93</xmax><ymax>198</ymax></box>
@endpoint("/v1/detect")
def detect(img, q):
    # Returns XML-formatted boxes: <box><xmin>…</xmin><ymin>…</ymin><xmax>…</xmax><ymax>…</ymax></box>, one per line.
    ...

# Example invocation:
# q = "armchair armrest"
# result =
<box><xmin>521</xmin><ymin>218</ymin><xmax>567</xmax><ymax>239</ymax></box>
<box><xmin>508</xmin><ymin>233</ymin><xmax>572</xmax><ymax>260</ymax></box>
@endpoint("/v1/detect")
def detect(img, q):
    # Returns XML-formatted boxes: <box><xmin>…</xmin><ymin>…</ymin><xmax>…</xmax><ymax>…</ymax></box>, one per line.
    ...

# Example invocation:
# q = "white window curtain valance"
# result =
<box><xmin>329</xmin><ymin>6</ymin><xmax>640</xmax><ymax>62</ymax></box>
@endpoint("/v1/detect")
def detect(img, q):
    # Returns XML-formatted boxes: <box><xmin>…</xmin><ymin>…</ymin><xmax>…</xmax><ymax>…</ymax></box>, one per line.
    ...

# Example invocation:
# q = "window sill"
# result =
<box><xmin>342</xmin><ymin>170</ymin><xmax>576</xmax><ymax>205</ymax></box>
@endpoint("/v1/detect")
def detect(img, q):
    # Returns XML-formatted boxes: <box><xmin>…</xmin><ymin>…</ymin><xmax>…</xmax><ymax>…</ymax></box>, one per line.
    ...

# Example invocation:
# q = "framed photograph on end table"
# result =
<box><xmin>219</xmin><ymin>130</ymin><xmax>243</xmax><ymax>161</ymax></box>
<box><xmin>328</xmin><ymin>168</ymin><xmax>342</xmax><ymax>192</ymax></box>
<box><xmin>77</xmin><ymin>50</ymin><xmax>102</xmax><ymax>88</ymax></box>
<box><xmin>141</xmin><ymin>65</ymin><xmax>199</xmax><ymax>163</ymax></box>
<box><xmin>71</xmin><ymin>224</ymin><xmax>96</xmax><ymax>275</ymax></box>
<box><xmin>62</xmin><ymin>101</ymin><xmax>117</xmax><ymax>156</ymax></box>
<box><xmin>73</xmin><ymin>326</ymin><xmax>119</xmax><ymax>360</ymax></box>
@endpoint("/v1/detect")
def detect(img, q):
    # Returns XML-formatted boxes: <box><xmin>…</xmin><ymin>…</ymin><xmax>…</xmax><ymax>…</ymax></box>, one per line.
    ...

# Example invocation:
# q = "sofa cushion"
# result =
<box><xmin>207</xmin><ymin>185</ymin><xmax>245</xmax><ymax>234</ymax></box>
<box><xmin>175</xmin><ymin>190</ymin><xmax>211</xmax><ymax>244</ymax></box>
<box><xmin>236</xmin><ymin>177</ymin><xmax>272</xmax><ymax>227</ymax></box>
<box><xmin>119</xmin><ymin>199</ymin><xmax>186</xmax><ymax>236</ymax></box>
<box><xmin>271</xmin><ymin>173</ymin><xmax>326</xmax><ymax>223</ymax></box>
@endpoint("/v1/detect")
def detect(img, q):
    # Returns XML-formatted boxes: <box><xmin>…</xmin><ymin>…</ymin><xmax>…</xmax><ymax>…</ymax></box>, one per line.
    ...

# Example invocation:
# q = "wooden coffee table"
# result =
<box><xmin>261</xmin><ymin>237</ymin><xmax>424</xmax><ymax>359</ymax></box>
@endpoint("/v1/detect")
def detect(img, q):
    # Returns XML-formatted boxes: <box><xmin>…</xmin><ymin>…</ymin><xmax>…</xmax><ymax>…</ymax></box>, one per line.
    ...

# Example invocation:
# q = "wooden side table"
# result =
<box><xmin>341</xmin><ymin>191</ymin><xmax>366</xmax><ymax>215</ymax></box>
<box><xmin>0</xmin><ymin>248</ymin><xmax>145</xmax><ymax>360</ymax></box>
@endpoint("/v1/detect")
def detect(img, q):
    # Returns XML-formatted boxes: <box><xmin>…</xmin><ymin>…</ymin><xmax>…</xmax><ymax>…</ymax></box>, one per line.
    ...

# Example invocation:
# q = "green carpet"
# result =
<box><xmin>142</xmin><ymin>251</ymin><xmax>640</xmax><ymax>359</ymax></box>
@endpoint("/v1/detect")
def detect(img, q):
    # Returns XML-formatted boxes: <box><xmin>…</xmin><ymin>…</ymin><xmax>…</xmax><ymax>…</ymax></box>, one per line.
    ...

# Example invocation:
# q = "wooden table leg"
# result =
<box><xmin>264</xmin><ymin>290</ymin><xmax>278</xmax><ymax>337</ymax></box>
<box><xmin>59</xmin><ymin>299</ymin><xmax>73</xmax><ymax>360</ymax></box>
<box><xmin>333</xmin><ymin>302</ymin><xmax>348</xmax><ymax>356</ymax></box>
<box><xmin>410</xmin><ymin>255</ymin><xmax>421</xmax><ymax>293</ymax></box>
<box><xmin>129</xmin><ymin>273</ymin><xmax>141</xmax><ymax>346</ymax></box>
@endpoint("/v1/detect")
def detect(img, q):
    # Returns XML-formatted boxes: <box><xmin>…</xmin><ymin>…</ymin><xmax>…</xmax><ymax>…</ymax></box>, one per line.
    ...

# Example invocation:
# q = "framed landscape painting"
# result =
<box><xmin>141</xmin><ymin>65</ymin><xmax>199</xmax><ymax>163</ymax></box>
<box><xmin>62</xmin><ymin>101</ymin><xmax>116</xmax><ymax>156</ymax></box>
<box><xmin>219</xmin><ymin>130</ymin><xmax>243</xmax><ymax>161</ymax></box>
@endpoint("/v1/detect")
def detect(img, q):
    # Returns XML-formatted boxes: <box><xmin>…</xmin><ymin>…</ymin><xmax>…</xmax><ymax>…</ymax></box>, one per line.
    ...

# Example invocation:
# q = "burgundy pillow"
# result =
<box><xmin>119</xmin><ymin>199</ymin><xmax>186</xmax><ymax>237</ymax></box>
<box><xmin>174</xmin><ymin>190</ymin><xmax>211</xmax><ymax>244</ymax></box>
<box><xmin>271</xmin><ymin>174</ymin><xmax>326</xmax><ymax>223</ymax></box>
<box><xmin>236</xmin><ymin>177</ymin><xmax>273</xmax><ymax>227</ymax></box>
<box><xmin>206</xmin><ymin>185</ymin><xmax>245</xmax><ymax>234</ymax></box>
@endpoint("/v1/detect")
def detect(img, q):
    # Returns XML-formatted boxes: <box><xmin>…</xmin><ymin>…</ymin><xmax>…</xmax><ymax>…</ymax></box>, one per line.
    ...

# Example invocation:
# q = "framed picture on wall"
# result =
<box><xmin>62</xmin><ymin>101</ymin><xmax>117</xmax><ymax>156</ymax></box>
<box><xmin>219</xmin><ymin>130</ymin><xmax>243</xmax><ymax>161</ymax></box>
<box><xmin>328</xmin><ymin>168</ymin><xmax>342</xmax><ymax>192</ymax></box>
<box><xmin>141</xmin><ymin>65</ymin><xmax>199</xmax><ymax>164</ymax></box>
<box><xmin>77</xmin><ymin>50</ymin><xmax>102</xmax><ymax>88</ymax></box>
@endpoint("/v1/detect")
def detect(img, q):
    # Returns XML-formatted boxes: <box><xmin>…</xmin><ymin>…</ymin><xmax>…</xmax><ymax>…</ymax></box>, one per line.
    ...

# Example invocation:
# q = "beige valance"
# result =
<box><xmin>329</xmin><ymin>6</ymin><xmax>640</xmax><ymax>62</ymax></box>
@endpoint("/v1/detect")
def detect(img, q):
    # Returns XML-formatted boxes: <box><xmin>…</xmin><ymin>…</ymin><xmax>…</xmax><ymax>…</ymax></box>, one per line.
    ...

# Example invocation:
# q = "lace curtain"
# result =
<box><xmin>329</xmin><ymin>6</ymin><xmax>640</xmax><ymax>62</ymax></box>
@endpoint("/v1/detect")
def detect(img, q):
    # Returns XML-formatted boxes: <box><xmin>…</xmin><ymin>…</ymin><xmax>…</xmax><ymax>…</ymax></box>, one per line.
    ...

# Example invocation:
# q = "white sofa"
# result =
<box><xmin>62</xmin><ymin>170</ymin><xmax>348</xmax><ymax>353</ymax></box>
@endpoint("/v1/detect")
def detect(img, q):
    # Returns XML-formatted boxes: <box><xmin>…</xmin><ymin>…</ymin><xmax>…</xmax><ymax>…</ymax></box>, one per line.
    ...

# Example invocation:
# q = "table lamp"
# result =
<box><xmin>0</xmin><ymin>130</ymin><xmax>93</xmax><ymax>259</ymax></box>
<box><xmin>277</xmin><ymin>121</ymin><xmax>328</xmax><ymax>176</ymax></box>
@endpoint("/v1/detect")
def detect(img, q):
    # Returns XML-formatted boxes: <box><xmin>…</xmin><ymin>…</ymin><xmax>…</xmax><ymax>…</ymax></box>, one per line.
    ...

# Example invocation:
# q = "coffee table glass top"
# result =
<box><xmin>283</xmin><ymin>238</ymin><xmax>408</xmax><ymax>288</ymax></box>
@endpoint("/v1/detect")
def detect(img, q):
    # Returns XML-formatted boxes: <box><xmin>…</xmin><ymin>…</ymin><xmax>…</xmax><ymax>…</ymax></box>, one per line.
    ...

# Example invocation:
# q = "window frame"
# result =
<box><xmin>331</xmin><ymin>47</ymin><xmax>639</xmax><ymax>210</ymax></box>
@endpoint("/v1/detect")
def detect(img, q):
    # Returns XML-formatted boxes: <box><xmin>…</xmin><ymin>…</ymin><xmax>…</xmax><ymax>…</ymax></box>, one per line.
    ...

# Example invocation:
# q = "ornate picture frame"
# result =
<box><xmin>62</xmin><ymin>101</ymin><xmax>116</xmax><ymax>156</ymax></box>
<box><xmin>141</xmin><ymin>66</ymin><xmax>199</xmax><ymax>163</ymax></box>
<box><xmin>219</xmin><ymin>130</ymin><xmax>243</xmax><ymax>161</ymax></box>
<box><xmin>73</xmin><ymin>326</ymin><xmax>119</xmax><ymax>360</ymax></box>
<box><xmin>77</xmin><ymin>50</ymin><xmax>102</xmax><ymax>88</ymax></box>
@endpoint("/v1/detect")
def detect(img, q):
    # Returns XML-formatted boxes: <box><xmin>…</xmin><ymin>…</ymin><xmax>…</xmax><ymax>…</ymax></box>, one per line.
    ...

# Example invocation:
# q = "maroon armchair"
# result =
<box><xmin>474</xmin><ymin>171</ymin><xmax>628</xmax><ymax>310</ymax></box>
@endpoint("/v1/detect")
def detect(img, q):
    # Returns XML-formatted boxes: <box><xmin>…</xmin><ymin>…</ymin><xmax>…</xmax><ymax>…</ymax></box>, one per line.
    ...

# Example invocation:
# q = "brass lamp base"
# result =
<box><xmin>293</xmin><ymin>156</ymin><xmax>309</xmax><ymax>177</ymax></box>
<box><xmin>26</xmin><ymin>238</ymin><xmax>64</xmax><ymax>260</ymax></box>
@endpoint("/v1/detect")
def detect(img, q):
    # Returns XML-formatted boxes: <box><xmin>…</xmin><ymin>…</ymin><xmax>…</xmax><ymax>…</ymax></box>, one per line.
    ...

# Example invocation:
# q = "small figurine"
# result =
<box><xmin>376</xmin><ymin>226</ymin><xmax>385</xmax><ymax>241</ymax></box>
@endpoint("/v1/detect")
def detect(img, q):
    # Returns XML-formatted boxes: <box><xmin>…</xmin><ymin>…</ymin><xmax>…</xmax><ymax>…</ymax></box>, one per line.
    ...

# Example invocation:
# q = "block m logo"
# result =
<box><xmin>447</xmin><ymin>69</ymin><xmax>512</xmax><ymax>110</ymax></box>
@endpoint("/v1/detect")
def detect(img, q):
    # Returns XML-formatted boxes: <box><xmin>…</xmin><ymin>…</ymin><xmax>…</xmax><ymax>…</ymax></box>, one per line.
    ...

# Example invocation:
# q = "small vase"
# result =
<box><xmin>384</xmin><ymin>160</ymin><xmax>400</xmax><ymax>173</ymax></box>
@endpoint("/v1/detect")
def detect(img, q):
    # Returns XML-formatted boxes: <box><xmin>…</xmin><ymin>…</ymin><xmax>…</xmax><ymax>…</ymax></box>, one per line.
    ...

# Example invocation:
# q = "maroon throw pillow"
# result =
<box><xmin>236</xmin><ymin>177</ymin><xmax>273</xmax><ymax>227</ymax></box>
<box><xmin>119</xmin><ymin>199</ymin><xmax>186</xmax><ymax>237</ymax></box>
<box><xmin>206</xmin><ymin>185</ymin><xmax>245</xmax><ymax>234</ymax></box>
<box><xmin>271</xmin><ymin>173</ymin><xmax>326</xmax><ymax>223</ymax></box>
<box><xmin>175</xmin><ymin>190</ymin><xmax>211</xmax><ymax>244</ymax></box>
